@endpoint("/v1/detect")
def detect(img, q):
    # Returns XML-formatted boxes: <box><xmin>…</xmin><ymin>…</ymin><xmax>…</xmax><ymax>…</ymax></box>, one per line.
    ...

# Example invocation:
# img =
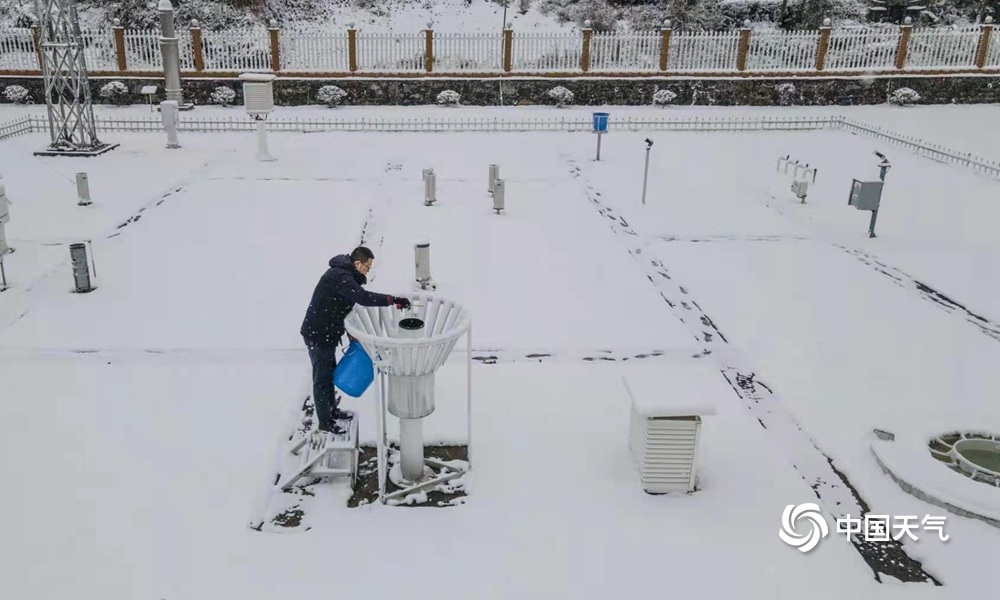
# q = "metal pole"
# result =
<box><xmin>376</xmin><ymin>368</ymin><xmax>387</xmax><ymax>503</ymax></box>
<box><xmin>0</xmin><ymin>259</ymin><xmax>7</xmax><ymax>290</ymax></box>
<box><xmin>596</xmin><ymin>132</ymin><xmax>602</xmax><ymax>161</ymax></box>
<box><xmin>158</xmin><ymin>0</ymin><xmax>186</xmax><ymax>108</ymax></box>
<box><xmin>641</xmin><ymin>146</ymin><xmax>651</xmax><ymax>205</ymax></box>
<box><xmin>868</xmin><ymin>209</ymin><xmax>878</xmax><ymax>239</ymax></box>
<box><xmin>466</xmin><ymin>326</ymin><xmax>472</xmax><ymax>469</ymax></box>
<box><xmin>87</xmin><ymin>240</ymin><xmax>97</xmax><ymax>278</ymax></box>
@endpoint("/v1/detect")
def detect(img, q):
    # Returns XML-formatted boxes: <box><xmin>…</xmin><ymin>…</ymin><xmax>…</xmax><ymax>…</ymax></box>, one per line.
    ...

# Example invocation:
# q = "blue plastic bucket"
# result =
<box><xmin>592</xmin><ymin>112</ymin><xmax>609</xmax><ymax>133</ymax></box>
<box><xmin>334</xmin><ymin>339</ymin><xmax>374</xmax><ymax>397</ymax></box>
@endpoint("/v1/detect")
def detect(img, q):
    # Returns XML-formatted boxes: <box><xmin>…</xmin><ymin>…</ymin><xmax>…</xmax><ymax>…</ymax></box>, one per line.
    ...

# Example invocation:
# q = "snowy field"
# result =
<box><xmin>1</xmin><ymin>104</ymin><xmax>999</xmax><ymax>599</ymax></box>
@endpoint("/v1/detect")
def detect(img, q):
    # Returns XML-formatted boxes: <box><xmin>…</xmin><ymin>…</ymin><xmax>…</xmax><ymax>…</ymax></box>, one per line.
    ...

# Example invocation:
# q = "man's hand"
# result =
<box><xmin>393</xmin><ymin>296</ymin><xmax>411</xmax><ymax>310</ymax></box>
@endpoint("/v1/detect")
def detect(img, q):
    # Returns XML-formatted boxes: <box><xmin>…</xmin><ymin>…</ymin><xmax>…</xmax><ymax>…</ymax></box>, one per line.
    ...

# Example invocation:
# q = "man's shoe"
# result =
<box><xmin>331</xmin><ymin>408</ymin><xmax>353</xmax><ymax>422</ymax></box>
<box><xmin>319</xmin><ymin>422</ymin><xmax>346</xmax><ymax>436</ymax></box>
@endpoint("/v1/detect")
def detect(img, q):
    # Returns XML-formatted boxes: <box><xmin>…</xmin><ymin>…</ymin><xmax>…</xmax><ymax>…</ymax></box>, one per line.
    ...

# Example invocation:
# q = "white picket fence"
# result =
<box><xmin>434</xmin><ymin>33</ymin><xmax>503</xmax><ymax>72</ymax></box>
<box><xmin>746</xmin><ymin>30</ymin><xmax>819</xmax><ymax>71</ymax></box>
<box><xmin>824</xmin><ymin>27</ymin><xmax>900</xmax><ymax>71</ymax></box>
<box><xmin>1</xmin><ymin>25</ymin><xmax>997</xmax><ymax>73</ymax></box>
<box><xmin>988</xmin><ymin>28</ymin><xmax>1000</xmax><ymax>66</ymax></box>
<box><xmin>356</xmin><ymin>32</ymin><xmax>425</xmax><ymax>72</ymax></box>
<box><xmin>590</xmin><ymin>31</ymin><xmax>660</xmax><ymax>72</ymax></box>
<box><xmin>669</xmin><ymin>31</ymin><xmax>741</xmax><ymax>72</ymax></box>
<box><xmin>906</xmin><ymin>26</ymin><xmax>981</xmax><ymax>69</ymax></box>
<box><xmin>511</xmin><ymin>31</ymin><xmax>580</xmax><ymax>72</ymax></box>
<box><xmin>279</xmin><ymin>30</ymin><xmax>349</xmax><ymax>72</ymax></box>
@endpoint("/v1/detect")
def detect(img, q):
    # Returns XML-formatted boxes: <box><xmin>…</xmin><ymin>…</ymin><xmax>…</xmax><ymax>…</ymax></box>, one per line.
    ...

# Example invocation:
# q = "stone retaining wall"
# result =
<box><xmin>2</xmin><ymin>75</ymin><xmax>999</xmax><ymax>108</ymax></box>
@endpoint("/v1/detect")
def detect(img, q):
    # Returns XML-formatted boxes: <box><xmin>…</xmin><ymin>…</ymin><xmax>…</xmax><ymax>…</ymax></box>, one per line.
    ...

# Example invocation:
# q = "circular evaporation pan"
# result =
<box><xmin>954</xmin><ymin>439</ymin><xmax>1000</xmax><ymax>475</ymax></box>
<box><xmin>928</xmin><ymin>432</ymin><xmax>1000</xmax><ymax>487</ymax></box>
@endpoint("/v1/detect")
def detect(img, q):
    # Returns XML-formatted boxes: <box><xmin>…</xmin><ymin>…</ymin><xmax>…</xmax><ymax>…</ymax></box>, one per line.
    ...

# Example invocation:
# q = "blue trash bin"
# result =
<box><xmin>592</xmin><ymin>112</ymin><xmax>609</xmax><ymax>133</ymax></box>
<box><xmin>334</xmin><ymin>339</ymin><xmax>375</xmax><ymax>397</ymax></box>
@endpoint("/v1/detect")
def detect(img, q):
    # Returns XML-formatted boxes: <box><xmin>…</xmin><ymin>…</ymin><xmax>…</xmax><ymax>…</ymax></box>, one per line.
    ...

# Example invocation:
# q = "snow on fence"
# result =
<box><xmin>1</xmin><ymin>24</ymin><xmax>998</xmax><ymax>74</ymax></box>
<box><xmin>824</xmin><ymin>27</ymin><xmax>899</xmax><ymax>71</ymax></box>
<box><xmin>279</xmin><ymin>30</ymin><xmax>349</xmax><ymax>72</ymax></box>
<box><xmin>0</xmin><ymin>116</ymin><xmax>32</xmax><ymax>140</ymax></box>
<box><xmin>356</xmin><ymin>32</ymin><xmax>425</xmax><ymax>72</ymax></box>
<box><xmin>590</xmin><ymin>31</ymin><xmax>660</xmax><ymax>72</ymax></box>
<box><xmin>833</xmin><ymin>118</ymin><xmax>1000</xmax><ymax>180</ymax></box>
<box><xmin>0</xmin><ymin>28</ymin><xmax>36</xmax><ymax>70</ymax></box>
<box><xmin>4</xmin><ymin>114</ymin><xmax>998</xmax><ymax>180</ymax></box>
<box><xmin>669</xmin><ymin>31</ymin><xmax>740</xmax><ymax>72</ymax></box>
<box><xmin>746</xmin><ymin>29</ymin><xmax>819</xmax><ymax>71</ymax></box>
<box><xmin>123</xmin><ymin>29</ymin><xmax>160</xmax><ymax>71</ymax></box>
<box><xmin>512</xmin><ymin>32</ymin><xmax>581</xmax><ymax>72</ymax></box>
<box><xmin>434</xmin><ymin>33</ymin><xmax>503</xmax><ymax>72</ymax></box>
<box><xmin>987</xmin><ymin>28</ymin><xmax>1000</xmax><ymax>67</ymax></box>
<box><xmin>905</xmin><ymin>26</ymin><xmax>980</xmax><ymax>69</ymax></box>
<box><xmin>201</xmin><ymin>29</ymin><xmax>271</xmax><ymax>72</ymax></box>
<box><xmin>80</xmin><ymin>29</ymin><xmax>116</xmax><ymax>71</ymax></box>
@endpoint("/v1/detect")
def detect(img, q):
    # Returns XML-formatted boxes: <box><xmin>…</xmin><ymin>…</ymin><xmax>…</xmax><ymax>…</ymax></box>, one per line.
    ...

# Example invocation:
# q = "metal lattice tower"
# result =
<box><xmin>33</xmin><ymin>0</ymin><xmax>116</xmax><ymax>156</ymax></box>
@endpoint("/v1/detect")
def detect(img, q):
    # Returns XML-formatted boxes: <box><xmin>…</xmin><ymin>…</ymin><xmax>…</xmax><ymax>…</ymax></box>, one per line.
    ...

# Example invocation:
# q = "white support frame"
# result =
<box><xmin>374</xmin><ymin>326</ymin><xmax>473</xmax><ymax>504</ymax></box>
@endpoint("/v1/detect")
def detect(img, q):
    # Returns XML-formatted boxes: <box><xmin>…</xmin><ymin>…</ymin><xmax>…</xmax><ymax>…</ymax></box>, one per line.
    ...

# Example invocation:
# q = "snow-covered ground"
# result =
<box><xmin>1</xmin><ymin>103</ymin><xmax>998</xmax><ymax>598</ymax></box>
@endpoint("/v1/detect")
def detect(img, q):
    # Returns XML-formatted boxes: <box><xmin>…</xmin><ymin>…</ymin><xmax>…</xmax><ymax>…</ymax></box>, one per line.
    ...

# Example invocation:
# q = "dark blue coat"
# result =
<box><xmin>301</xmin><ymin>254</ymin><xmax>394</xmax><ymax>347</ymax></box>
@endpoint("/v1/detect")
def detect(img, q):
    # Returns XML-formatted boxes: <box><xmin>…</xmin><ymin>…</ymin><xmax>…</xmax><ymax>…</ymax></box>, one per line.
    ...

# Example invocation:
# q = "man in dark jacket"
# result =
<box><xmin>301</xmin><ymin>246</ymin><xmax>411</xmax><ymax>434</ymax></box>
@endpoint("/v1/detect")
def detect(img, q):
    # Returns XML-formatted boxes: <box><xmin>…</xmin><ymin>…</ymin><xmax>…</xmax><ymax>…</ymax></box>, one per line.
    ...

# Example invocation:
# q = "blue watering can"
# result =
<box><xmin>334</xmin><ymin>339</ymin><xmax>374</xmax><ymax>397</ymax></box>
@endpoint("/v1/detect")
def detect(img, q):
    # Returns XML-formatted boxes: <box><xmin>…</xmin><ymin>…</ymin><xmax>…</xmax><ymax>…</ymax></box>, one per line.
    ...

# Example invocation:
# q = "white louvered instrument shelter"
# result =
<box><xmin>622</xmin><ymin>368</ymin><xmax>719</xmax><ymax>494</ymax></box>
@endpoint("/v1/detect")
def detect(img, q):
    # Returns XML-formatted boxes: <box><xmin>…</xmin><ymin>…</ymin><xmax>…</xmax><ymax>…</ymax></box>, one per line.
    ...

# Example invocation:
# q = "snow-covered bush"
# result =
<box><xmin>317</xmin><ymin>85</ymin><xmax>348</xmax><ymax>108</ymax></box>
<box><xmin>888</xmin><ymin>87</ymin><xmax>921</xmax><ymax>106</ymax></box>
<box><xmin>3</xmin><ymin>85</ymin><xmax>30</xmax><ymax>104</ymax></box>
<box><xmin>209</xmin><ymin>86</ymin><xmax>236</xmax><ymax>107</ymax></box>
<box><xmin>652</xmin><ymin>88</ymin><xmax>677</xmax><ymax>107</ymax></box>
<box><xmin>547</xmin><ymin>86</ymin><xmax>575</xmax><ymax>107</ymax></box>
<box><xmin>436</xmin><ymin>90</ymin><xmax>461</xmax><ymax>106</ymax></box>
<box><xmin>99</xmin><ymin>81</ymin><xmax>131</xmax><ymax>106</ymax></box>
<box><xmin>776</xmin><ymin>83</ymin><xmax>797</xmax><ymax>106</ymax></box>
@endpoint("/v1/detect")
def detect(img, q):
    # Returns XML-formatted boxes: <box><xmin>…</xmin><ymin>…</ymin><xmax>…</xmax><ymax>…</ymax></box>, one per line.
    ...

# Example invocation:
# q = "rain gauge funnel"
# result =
<box><xmin>345</xmin><ymin>295</ymin><xmax>472</xmax><ymax>502</ymax></box>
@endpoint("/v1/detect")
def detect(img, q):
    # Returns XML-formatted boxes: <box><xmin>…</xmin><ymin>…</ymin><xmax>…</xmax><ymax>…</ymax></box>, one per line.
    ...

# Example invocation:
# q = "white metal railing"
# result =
<box><xmin>824</xmin><ymin>26</ymin><xmax>899</xmax><ymax>71</ymax></box>
<box><xmin>590</xmin><ymin>31</ymin><xmax>660</xmax><ymax>72</ymax></box>
<box><xmin>669</xmin><ymin>31</ymin><xmax>740</xmax><ymax>72</ymax></box>
<box><xmin>3</xmin><ymin>114</ymin><xmax>998</xmax><ymax>181</ymax></box>
<box><xmin>832</xmin><ymin>118</ymin><xmax>1000</xmax><ymax>179</ymax></box>
<box><xmin>746</xmin><ymin>29</ymin><xmax>819</xmax><ymax>71</ymax></box>
<box><xmin>356</xmin><ymin>32</ymin><xmax>424</xmax><ymax>72</ymax></box>
<box><xmin>0</xmin><ymin>116</ymin><xmax>33</xmax><ymax>140</ymax></box>
<box><xmin>512</xmin><ymin>31</ymin><xmax>581</xmax><ymax>72</ymax></box>
<box><xmin>434</xmin><ymin>32</ymin><xmax>503</xmax><ymax>72</ymax></box>
<box><xmin>0</xmin><ymin>28</ymin><xmax>36</xmax><ymax>70</ymax></box>
<box><xmin>905</xmin><ymin>26</ymin><xmax>980</xmax><ymax>69</ymax></box>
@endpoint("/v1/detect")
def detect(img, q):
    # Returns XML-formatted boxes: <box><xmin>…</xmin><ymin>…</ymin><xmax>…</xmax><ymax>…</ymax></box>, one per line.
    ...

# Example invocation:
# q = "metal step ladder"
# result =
<box><xmin>276</xmin><ymin>411</ymin><xmax>359</xmax><ymax>491</ymax></box>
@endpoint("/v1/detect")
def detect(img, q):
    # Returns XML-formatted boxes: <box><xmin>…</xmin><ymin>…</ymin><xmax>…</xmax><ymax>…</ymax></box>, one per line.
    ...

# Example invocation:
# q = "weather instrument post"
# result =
<box><xmin>641</xmin><ymin>138</ymin><xmax>653</xmax><ymax>206</ymax></box>
<box><xmin>240</xmin><ymin>73</ymin><xmax>277</xmax><ymax>162</ymax></box>
<box><xmin>592</xmin><ymin>112</ymin><xmax>609</xmax><ymax>161</ymax></box>
<box><xmin>847</xmin><ymin>152</ymin><xmax>890</xmax><ymax>239</ymax></box>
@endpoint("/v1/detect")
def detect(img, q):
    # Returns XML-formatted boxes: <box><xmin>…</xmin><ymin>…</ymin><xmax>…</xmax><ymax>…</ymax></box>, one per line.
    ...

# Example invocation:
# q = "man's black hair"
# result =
<box><xmin>350</xmin><ymin>246</ymin><xmax>375</xmax><ymax>263</ymax></box>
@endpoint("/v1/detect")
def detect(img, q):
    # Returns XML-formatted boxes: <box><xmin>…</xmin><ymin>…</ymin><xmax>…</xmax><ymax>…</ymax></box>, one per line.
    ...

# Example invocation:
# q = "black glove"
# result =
<box><xmin>393</xmin><ymin>296</ymin><xmax>411</xmax><ymax>310</ymax></box>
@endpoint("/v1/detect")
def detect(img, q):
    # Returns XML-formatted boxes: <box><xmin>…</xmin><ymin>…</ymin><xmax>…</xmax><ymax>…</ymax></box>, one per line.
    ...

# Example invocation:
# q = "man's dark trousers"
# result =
<box><xmin>306</xmin><ymin>340</ymin><xmax>339</xmax><ymax>432</ymax></box>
